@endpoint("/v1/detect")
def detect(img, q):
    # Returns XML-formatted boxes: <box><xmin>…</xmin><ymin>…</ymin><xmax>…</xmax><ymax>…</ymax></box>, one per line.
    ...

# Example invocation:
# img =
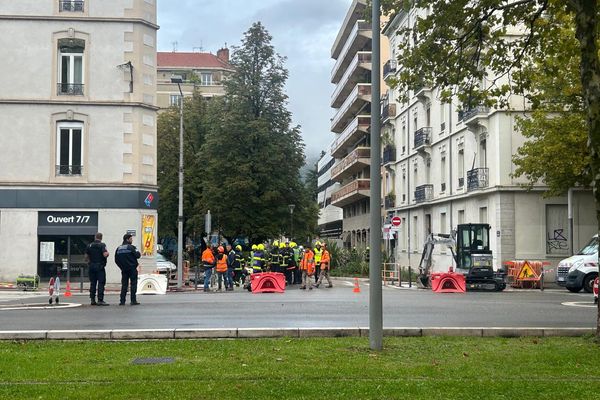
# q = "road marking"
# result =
<box><xmin>561</xmin><ymin>301</ymin><xmax>597</xmax><ymax>308</ymax></box>
<box><xmin>0</xmin><ymin>303</ymin><xmax>82</xmax><ymax>311</ymax></box>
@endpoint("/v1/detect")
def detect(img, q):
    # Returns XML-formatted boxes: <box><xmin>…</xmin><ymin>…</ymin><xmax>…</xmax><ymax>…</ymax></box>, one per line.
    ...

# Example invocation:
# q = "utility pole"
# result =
<box><xmin>369</xmin><ymin>0</ymin><xmax>383</xmax><ymax>351</ymax></box>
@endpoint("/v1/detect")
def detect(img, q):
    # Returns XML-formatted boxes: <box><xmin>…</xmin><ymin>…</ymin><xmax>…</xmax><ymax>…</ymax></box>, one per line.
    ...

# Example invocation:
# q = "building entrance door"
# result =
<box><xmin>38</xmin><ymin>235</ymin><xmax>94</xmax><ymax>280</ymax></box>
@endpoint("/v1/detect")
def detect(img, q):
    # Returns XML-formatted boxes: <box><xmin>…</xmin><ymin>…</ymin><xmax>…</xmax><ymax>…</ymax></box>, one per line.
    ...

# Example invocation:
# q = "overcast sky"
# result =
<box><xmin>157</xmin><ymin>0</ymin><xmax>351</xmax><ymax>162</ymax></box>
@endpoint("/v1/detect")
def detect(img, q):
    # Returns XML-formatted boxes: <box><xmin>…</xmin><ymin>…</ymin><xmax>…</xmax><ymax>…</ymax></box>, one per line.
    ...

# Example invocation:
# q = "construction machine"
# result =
<box><xmin>417</xmin><ymin>223</ymin><xmax>506</xmax><ymax>291</ymax></box>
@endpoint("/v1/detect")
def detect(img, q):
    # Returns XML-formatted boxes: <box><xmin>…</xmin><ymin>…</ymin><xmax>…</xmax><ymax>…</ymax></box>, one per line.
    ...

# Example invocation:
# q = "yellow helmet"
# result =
<box><xmin>258</xmin><ymin>244</ymin><xmax>265</xmax><ymax>251</ymax></box>
<box><xmin>290</xmin><ymin>242</ymin><xmax>297</xmax><ymax>248</ymax></box>
<box><xmin>315</xmin><ymin>241</ymin><xmax>321</xmax><ymax>247</ymax></box>
<box><xmin>251</xmin><ymin>244</ymin><xmax>257</xmax><ymax>250</ymax></box>
<box><xmin>273</xmin><ymin>240</ymin><xmax>279</xmax><ymax>247</ymax></box>
<box><xmin>279</xmin><ymin>242</ymin><xmax>285</xmax><ymax>249</ymax></box>
<box><xmin>236</xmin><ymin>245</ymin><xmax>242</xmax><ymax>251</ymax></box>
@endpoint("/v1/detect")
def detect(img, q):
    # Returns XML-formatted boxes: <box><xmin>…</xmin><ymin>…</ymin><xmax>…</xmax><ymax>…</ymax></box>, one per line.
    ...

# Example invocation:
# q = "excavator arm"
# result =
<box><xmin>416</xmin><ymin>233</ymin><xmax>457</xmax><ymax>288</ymax></box>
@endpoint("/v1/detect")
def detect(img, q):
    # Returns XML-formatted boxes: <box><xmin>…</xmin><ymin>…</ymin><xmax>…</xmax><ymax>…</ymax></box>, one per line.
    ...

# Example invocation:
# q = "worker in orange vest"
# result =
<box><xmin>315</xmin><ymin>242</ymin><xmax>332</xmax><ymax>288</ymax></box>
<box><xmin>215</xmin><ymin>246</ymin><xmax>228</xmax><ymax>291</ymax></box>
<box><xmin>201</xmin><ymin>245</ymin><xmax>216</xmax><ymax>292</ymax></box>
<box><xmin>299</xmin><ymin>245</ymin><xmax>315</xmax><ymax>290</ymax></box>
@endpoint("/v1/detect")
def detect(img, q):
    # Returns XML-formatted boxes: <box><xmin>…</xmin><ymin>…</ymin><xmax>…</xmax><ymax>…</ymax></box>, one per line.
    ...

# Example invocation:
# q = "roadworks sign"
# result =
<box><xmin>517</xmin><ymin>261</ymin><xmax>539</xmax><ymax>280</ymax></box>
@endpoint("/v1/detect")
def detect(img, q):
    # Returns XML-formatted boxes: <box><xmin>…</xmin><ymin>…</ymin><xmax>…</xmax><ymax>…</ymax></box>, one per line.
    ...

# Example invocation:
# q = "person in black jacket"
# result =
<box><xmin>85</xmin><ymin>232</ymin><xmax>110</xmax><ymax>306</ymax></box>
<box><xmin>115</xmin><ymin>233</ymin><xmax>141</xmax><ymax>305</ymax></box>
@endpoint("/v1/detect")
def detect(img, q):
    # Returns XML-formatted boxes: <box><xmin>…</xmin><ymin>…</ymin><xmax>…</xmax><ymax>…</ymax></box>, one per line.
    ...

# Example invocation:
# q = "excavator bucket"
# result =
<box><xmin>250</xmin><ymin>272</ymin><xmax>286</xmax><ymax>293</ymax></box>
<box><xmin>416</xmin><ymin>274</ymin><xmax>430</xmax><ymax>289</ymax></box>
<box><xmin>430</xmin><ymin>272</ymin><xmax>466</xmax><ymax>293</ymax></box>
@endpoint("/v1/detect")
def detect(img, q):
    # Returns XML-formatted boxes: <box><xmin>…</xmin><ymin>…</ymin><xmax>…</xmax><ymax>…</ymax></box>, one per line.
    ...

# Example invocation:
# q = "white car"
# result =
<box><xmin>156</xmin><ymin>253</ymin><xmax>176</xmax><ymax>273</ymax></box>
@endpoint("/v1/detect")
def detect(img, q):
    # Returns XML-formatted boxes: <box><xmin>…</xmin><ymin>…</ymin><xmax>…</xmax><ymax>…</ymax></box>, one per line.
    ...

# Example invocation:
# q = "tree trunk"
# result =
<box><xmin>572</xmin><ymin>0</ymin><xmax>600</xmax><ymax>337</ymax></box>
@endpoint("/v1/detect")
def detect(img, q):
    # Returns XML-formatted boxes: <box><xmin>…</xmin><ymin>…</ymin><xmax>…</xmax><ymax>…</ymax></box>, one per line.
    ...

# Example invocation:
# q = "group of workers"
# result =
<box><xmin>199</xmin><ymin>240</ymin><xmax>332</xmax><ymax>292</ymax></box>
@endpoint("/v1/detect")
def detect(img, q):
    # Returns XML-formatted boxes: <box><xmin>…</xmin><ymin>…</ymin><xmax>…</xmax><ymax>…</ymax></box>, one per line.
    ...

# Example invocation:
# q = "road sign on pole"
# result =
<box><xmin>391</xmin><ymin>216</ymin><xmax>401</xmax><ymax>227</ymax></box>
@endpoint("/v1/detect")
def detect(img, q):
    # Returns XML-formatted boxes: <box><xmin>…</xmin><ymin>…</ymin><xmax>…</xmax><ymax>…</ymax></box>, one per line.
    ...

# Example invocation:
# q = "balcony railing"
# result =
<box><xmin>331</xmin><ymin>84</ymin><xmax>371</xmax><ymax>132</ymax></box>
<box><xmin>331</xmin><ymin>52</ymin><xmax>372</xmax><ymax>106</ymax></box>
<box><xmin>414</xmin><ymin>184</ymin><xmax>433</xmax><ymax>203</ymax></box>
<box><xmin>414</xmin><ymin>127</ymin><xmax>432</xmax><ymax>149</ymax></box>
<box><xmin>56</xmin><ymin>165</ymin><xmax>83</xmax><ymax>176</ymax></box>
<box><xmin>384</xmin><ymin>194</ymin><xmax>395</xmax><ymax>209</ymax></box>
<box><xmin>330</xmin><ymin>116</ymin><xmax>370</xmax><ymax>157</ymax></box>
<box><xmin>331</xmin><ymin>21</ymin><xmax>371</xmax><ymax>82</ymax></box>
<box><xmin>382</xmin><ymin>145</ymin><xmax>396</xmax><ymax>165</ymax></box>
<box><xmin>383</xmin><ymin>60</ymin><xmax>397</xmax><ymax>78</ymax></box>
<box><xmin>331</xmin><ymin>179</ymin><xmax>370</xmax><ymax>204</ymax></box>
<box><xmin>330</xmin><ymin>147</ymin><xmax>370</xmax><ymax>179</ymax></box>
<box><xmin>467</xmin><ymin>168</ymin><xmax>489</xmax><ymax>191</ymax></box>
<box><xmin>57</xmin><ymin>83</ymin><xmax>84</xmax><ymax>96</ymax></box>
<box><xmin>59</xmin><ymin>0</ymin><xmax>85</xmax><ymax>12</ymax></box>
<box><xmin>463</xmin><ymin>106</ymin><xmax>489</xmax><ymax>121</ymax></box>
<box><xmin>382</xmin><ymin>103</ymin><xmax>396</xmax><ymax>123</ymax></box>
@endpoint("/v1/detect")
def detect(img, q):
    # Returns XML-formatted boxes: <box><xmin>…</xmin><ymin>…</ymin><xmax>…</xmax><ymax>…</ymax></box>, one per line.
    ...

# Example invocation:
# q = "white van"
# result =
<box><xmin>556</xmin><ymin>234</ymin><xmax>598</xmax><ymax>293</ymax></box>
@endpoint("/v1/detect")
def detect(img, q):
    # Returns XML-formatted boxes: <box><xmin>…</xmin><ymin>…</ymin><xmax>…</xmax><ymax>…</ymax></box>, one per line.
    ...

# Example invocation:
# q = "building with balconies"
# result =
<box><xmin>382</xmin><ymin>7</ymin><xmax>595</xmax><ymax>276</ymax></box>
<box><xmin>317</xmin><ymin>149</ymin><xmax>343</xmax><ymax>240</ymax></box>
<box><xmin>0</xmin><ymin>0</ymin><xmax>159</xmax><ymax>283</ymax></box>
<box><xmin>156</xmin><ymin>49</ymin><xmax>234</xmax><ymax>109</ymax></box>
<box><xmin>328</xmin><ymin>0</ymin><xmax>388</xmax><ymax>249</ymax></box>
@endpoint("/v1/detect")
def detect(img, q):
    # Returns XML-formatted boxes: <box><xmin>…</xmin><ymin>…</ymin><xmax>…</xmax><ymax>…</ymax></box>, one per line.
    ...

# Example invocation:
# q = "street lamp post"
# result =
<box><xmin>172</xmin><ymin>75</ymin><xmax>184</xmax><ymax>289</ymax></box>
<box><xmin>288</xmin><ymin>204</ymin><xmax>295</xmax><ymax>239</ymax></box>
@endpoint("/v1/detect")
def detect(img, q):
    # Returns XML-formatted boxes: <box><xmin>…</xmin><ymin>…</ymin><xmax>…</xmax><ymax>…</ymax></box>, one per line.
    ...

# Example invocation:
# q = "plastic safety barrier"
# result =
<box><xmin>430</xmin><ymin>272</ymin><xmax>466</xmax><ymax>293</ymax></box>
<box><xmin>250</xmin><ymin>272</ymin><xmax>286</xmax><ymax>293</ymax></box>
<box><xmin>504</xmin><ymin>260</ymin><xmax>550</xmax><ymax>289</ymax></box>
<box><xmin>594</xmin><ymin>277</ymin><xmax>598</xmax><ymax>304</ymax></box>
<box><xmin>137</xmin><ymin>274</ymin><xmax>168</xmax><ymax>295</ymax></box>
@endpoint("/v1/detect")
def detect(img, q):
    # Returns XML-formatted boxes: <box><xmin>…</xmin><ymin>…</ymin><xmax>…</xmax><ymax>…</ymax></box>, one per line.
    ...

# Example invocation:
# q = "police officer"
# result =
<box><xmin>114</xmin><ymin>233</ymin><xmax>141</xmax><ymax>305</ymax></box>
<box><xmin>85</xmin><ymin>232</ymin><xmax>109</xmax><ymax>306</ymax></box>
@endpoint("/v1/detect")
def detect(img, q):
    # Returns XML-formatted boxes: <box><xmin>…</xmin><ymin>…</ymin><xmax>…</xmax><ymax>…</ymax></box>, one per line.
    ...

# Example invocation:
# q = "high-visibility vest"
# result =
<box><xmin>320</xmin><ymin>250</ymin><xmax>331</xmax><ymax>270</ymax></box>
<box><xmin>252</xmin><ymin>251</ymin><xmax>265</xmax><ymax>270</ymax></box>
<box><xmin>314</xmin><ymin>248</ymin><xmax>323</xmax><ymax>264</ymax></box>
<box><xmin>202</xmin><ymin>248</ymin><xmax>215</xmax><ymax>267</ymax></box>
<box><xmin>216</xmin><ymin>253</ymin><xmax>228</xmax><ymax>272</ymax></box>
<box><xmin>234</xmin><ymin>251</ymin><xmax>244</xmax><ymax>270</ymax></box>
<box><xmin>300</xmin><ymin>250</ymin><xmax>315</xmax><ymax>275</ymax></box>
<box><xmin>269</xmin><ymin>250</ymin><xmax>281</xmax><ymax>266</ymax></box>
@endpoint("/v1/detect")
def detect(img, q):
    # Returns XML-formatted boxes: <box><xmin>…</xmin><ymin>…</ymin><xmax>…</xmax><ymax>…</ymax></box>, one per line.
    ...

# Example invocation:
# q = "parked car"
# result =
<box><xmin>556</xmin><ymin>234</ymin><xmax>598</xmax><ymax>293</ymax></box>
<box><xmin>156</xmin><ymin>253</ymin><xmax>176</xmax><ymax>273</ymax></box>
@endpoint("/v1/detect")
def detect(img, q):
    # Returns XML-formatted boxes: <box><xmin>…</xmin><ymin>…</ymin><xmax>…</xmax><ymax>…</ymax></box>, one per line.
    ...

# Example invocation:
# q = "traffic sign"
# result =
<box><xmin>391</xmin><ymin>216</ymin><xmax>401</xmax><ymax>226</ymax></box>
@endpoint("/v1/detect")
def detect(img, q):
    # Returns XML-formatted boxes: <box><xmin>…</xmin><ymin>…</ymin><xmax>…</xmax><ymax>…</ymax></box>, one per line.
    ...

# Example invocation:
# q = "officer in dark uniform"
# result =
<box><xmin>114</xmin><ymin>233</ymin><xmax>141</xmax><ymax>305</ymax></box>
<box><xmin>85</xmin><ymin>232</ymin><xmax>110</xmax><ymax>306</ymax></box>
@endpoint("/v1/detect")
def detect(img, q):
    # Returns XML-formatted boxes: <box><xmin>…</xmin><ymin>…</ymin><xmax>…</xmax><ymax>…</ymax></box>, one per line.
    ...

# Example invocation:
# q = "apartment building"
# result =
<box><xmin>382</xmin><ymin>8</ymin><xmax>595</xmax><ymax>274</ymax></box>
<box><xmin>156</xmin><ymin>49</ymin><xmax>233</xmax><ymax>109</ymax></box>
<box><xmin>329</xmin><ymin>0</ymin><xmax>388</xmax><ymax>249</ymax></box>
<box><xmin>317</xmin><ymin>148</ymin><xmax>343</xmax><ymax>240</ymax></box>
<box><xmin>0</xmin><ymin>0</ymin><xmax>159</xmax><ymax>283</ymax></box>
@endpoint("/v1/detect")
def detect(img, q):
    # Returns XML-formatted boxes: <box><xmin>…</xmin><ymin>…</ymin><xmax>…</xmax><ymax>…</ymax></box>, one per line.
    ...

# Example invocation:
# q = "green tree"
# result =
<box><xmin>380</xmin><ymin>0</ymin><xmax>600</xmax><ymax>334</ymax></box>
<box><xmin>198</xmin><ymin>22</ymin><xmax>315</xmax><ymax>243</ymax></box>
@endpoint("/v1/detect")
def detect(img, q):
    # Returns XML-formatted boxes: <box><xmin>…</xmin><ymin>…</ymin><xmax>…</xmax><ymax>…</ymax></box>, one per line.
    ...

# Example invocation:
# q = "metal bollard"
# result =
<box><xmin>408</xmin><ymin>266</ymin><xmax>412</xmax><ymax>288</ymax></box>
<box><xmin>80</xmin><ymin>266</ymin><xmax>84</xmax><ymax>293</ymax></box>
<box><xmin>540</xmin><ymin>266</ymin><xmax>544</xmax><ymax>291</ymax></box>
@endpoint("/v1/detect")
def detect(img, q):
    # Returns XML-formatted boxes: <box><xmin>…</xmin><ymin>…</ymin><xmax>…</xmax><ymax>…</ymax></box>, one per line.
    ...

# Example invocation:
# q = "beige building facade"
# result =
<box><xmin>0</xmin><ymin>0</ymin><xmax>159</xmax><ymax>283</ymax></box>
<box><xmin>329</xmin><ymin>0</ymin><xmax>389</xmax><ymax>249</ymax></box>
<box><xmin>382</xmin><ymin>8</ymin><xmax>595</xmax><ymax>277</ymax></box>
<box><xmin>156</xmin><ymin>49</ymin><xmax>233</xmax><ymax>110</ymax></box>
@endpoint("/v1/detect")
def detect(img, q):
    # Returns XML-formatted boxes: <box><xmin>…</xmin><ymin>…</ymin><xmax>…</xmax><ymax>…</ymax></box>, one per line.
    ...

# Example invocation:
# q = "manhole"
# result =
<box><xmin>131</xmin><ymin>357</ymin><xmax>175</xmax><ymax>365</ymax></box>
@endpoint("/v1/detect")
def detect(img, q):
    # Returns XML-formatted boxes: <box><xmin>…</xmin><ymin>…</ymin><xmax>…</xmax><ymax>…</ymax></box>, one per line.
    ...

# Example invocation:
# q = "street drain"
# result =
<box><xmin>131</xmin><ymin>357</ymin><xmax>175</xmax><ymax>365</ymax></box>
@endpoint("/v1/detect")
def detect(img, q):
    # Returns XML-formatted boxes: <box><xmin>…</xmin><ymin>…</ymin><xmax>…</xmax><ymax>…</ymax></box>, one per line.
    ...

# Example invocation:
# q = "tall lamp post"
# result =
<box><xmin>171</xmin><ymin>75</ymin><xmax>184</xmax><ymax>289</ymax></box>
<box><xmin>288</xmin><ymin>204</ymin><xmax>295</xmax><ymax>239</ymax></box>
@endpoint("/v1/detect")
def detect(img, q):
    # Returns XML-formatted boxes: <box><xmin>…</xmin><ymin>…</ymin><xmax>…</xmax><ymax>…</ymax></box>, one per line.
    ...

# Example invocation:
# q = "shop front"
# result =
<box><xmin>37</xmin><ymin>211</ymin><xmax>98</xmax><ymax>281</ymax></box>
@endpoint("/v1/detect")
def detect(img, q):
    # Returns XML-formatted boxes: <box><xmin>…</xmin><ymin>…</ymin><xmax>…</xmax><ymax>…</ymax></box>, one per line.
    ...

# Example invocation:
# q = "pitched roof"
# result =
<box><xmin>157</xmin><ymin>52</ymin><xmax>231</xmax><ymax>69</ymax></box>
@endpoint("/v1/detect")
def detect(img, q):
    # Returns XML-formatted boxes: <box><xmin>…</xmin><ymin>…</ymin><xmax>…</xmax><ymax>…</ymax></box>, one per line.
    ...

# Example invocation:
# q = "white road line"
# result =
<box><xmin>561</xmin><ymin>301</ymin><xmax>597</xmax><ymax>308</ymax></box>
<box><xmin>0</xmin><ymin>303</ymin><xmax>82</xmax><ymax>311</ymax></box>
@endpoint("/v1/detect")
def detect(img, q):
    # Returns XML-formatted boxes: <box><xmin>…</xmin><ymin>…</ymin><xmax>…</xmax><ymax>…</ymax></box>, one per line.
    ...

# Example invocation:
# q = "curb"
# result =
<box><xmin>0</xmin><ymin>327</ymin><xmax>594</xmax><ymax>341</ymax></box>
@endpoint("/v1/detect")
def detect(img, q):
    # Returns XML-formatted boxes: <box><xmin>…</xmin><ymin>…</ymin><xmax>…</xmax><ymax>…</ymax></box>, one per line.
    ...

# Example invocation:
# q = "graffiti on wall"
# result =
<box><xmin>547</xmin><ymin>229</ymin><xmax>568</xmax><ymax>253</ymax></box>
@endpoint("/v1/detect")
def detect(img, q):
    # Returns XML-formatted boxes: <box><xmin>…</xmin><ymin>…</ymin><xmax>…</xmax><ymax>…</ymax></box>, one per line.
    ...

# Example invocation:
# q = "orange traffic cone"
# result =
<box><xmin>64</xmin><ymin>281</ymin><xmax>72</xmax><ymax>297</ymax></box>
<box><xmin>353</xmin><ymin>278</ymin><xmax>361</xmax><ymax>293</ymax></box>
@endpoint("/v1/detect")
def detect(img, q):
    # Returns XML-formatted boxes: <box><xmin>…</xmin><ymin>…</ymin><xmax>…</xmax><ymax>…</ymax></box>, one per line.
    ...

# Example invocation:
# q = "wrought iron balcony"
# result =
<box><xmin>383</xmin><ymin>60</ymin><xmax>397</xmax><ymax>78</ymax></box>
<box><xmin>57</xmin><ymin>83</ymin><xmax>84</xmax><ymax>96</ymax></box>
<box><xmin>462</xmin><ymin>106</ymin><xmax>489</xmax><ymax>122</ymax></box>
<box><xmin>59</xmin><ymin>0</ymin><xmax>85</xmax><ymax>12</ymax></box>
<box><xmin>414</xmin><ymin>127</ymin><xmax>432</xmax><ymax>150</ymax></box>
<box><xmin>384</xmin><ymin>194</ymin><xmax>395</xmax><ymax>209</ymax></box>
<box><xmin>382</xmin><ymin>145</ymin><xmax>396</xmax><ymax>165</ymax></box>
<box><xmin>467</xmin><ymin>168</ymin><xmax>489</xmax><ymax>191</ymax></box>
<box><xmin>414</xmin><ymin>184</ymin><xmax>433</xmax><ymax>203</ymax></box>
<box><xmin>56</xmin><ymin>165</ymin><xmax>83</xmax><ymax>176</ymax></box>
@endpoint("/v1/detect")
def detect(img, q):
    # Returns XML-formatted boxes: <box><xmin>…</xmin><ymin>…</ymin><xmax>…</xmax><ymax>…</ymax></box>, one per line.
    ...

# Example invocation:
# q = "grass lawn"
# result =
<box><xmin>1</xmin><ymin>337</ymin><xmax>599</xmax><ymax>399</ymax></box>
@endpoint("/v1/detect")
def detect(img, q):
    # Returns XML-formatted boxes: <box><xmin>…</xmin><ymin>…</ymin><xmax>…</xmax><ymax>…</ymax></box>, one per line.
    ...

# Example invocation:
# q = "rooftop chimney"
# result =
<box><xmin>217</xmin><ymin>47</ymin><xmax>229</xmax><ymax>63</ymax></box>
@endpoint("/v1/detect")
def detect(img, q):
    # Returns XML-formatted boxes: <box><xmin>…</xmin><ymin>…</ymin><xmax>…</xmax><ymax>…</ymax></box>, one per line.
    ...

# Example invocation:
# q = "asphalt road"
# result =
<box><xmin>0</xmin><ymin>279</ymin><xmax>596</xmax><ymax>331</ymax></box>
